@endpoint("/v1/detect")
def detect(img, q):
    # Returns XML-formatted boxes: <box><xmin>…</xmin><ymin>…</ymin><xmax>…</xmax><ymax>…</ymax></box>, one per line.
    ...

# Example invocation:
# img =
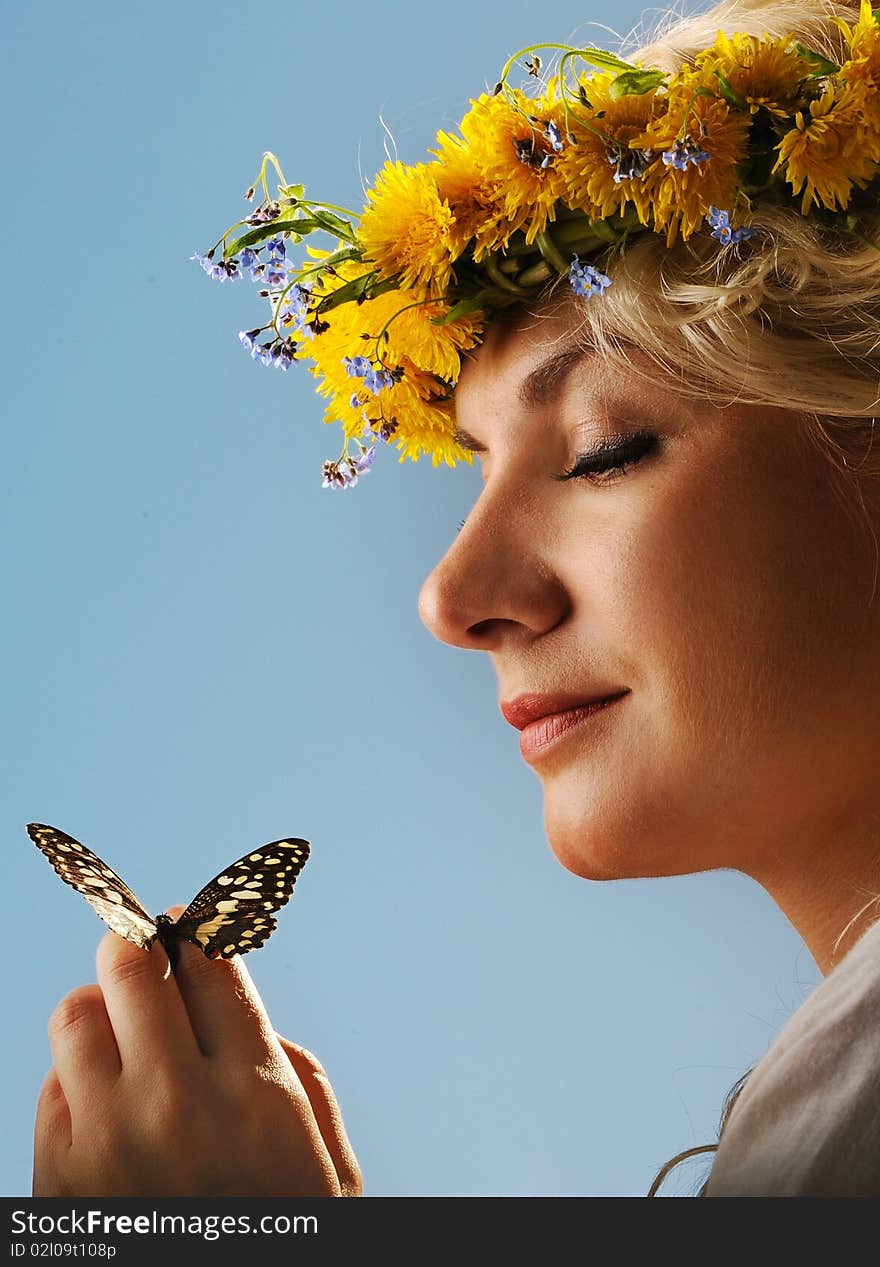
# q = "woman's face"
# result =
<box><xmin>418</xmin><ymin>301</ymin><xmax>880</xmax><ymax>885</ymax></box>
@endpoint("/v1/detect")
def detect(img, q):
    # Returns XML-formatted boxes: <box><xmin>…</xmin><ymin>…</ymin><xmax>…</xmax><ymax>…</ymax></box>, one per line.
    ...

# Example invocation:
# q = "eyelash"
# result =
<box><xmin>456</xmin><ymin>432</ymin><xmax>658</xmax><ymax>530</ymax></box>
<box><xmin>558</xmin><ymin>432</ymin><xmax>658</xmax><ymax>482</ymax></box>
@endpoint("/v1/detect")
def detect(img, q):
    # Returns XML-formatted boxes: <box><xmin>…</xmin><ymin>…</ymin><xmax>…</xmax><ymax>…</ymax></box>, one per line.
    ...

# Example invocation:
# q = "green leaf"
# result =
<box><xmin>279</xmin><ymin>182</ymin><xmax>305</xmax><ymax>201</ymax></box>
<box><xmin>794</xmin><ymin>42</ymin><xmax>840</xmax><ymax>76</ymax></box>
<box><xmin>713</xmin><ymin>68</ymin><xmax>747</xmax><ymax>110</ymax></box>
<box><xmin>431</xmin><ymin>292</ymin><xmax>493</xmax><ymax>324</ymax></box>
<box><xmin>224</xmin><ymin>215</ymin><xmax>355</xmax><ymax>258</ymax></box>
<box><xmin>315</xmin><ymin>272</ymin><xmax>374</xmax><ymax>312</ymax></box>
<box><xmin>319</xmin><ymin>246</ymin><xmax>364</xmax><ymax>269</ymax></box>
<box><xmin>573</xmin><ymin>46</ymin><xmax>642</xmax><ymax>74</ymax></box>
<box><xmin>314</xmin><ymin>271</ymin><xmax>398</xmax><ymax>314</ymax></box>
<box><xmin>607</xmin><ymin>68</ymin><xmax>666</xmax><ymax>100</ymax></box>
<box><xmin>309</xmin><ymin>208</ymin><xmax>359</xmax><ymax>244</ymax></box>
<box><xmin>224</xmin><ymin>217</ymin><xmax>313</xmax><ymax>257</ymax></box>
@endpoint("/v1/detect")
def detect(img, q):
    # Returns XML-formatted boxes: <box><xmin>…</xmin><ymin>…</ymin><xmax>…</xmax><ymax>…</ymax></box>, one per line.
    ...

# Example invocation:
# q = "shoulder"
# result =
<box><xmin>706</xmin><ymin>918</ymin><xmax>880</xmax><ymax>1196</ymax></box>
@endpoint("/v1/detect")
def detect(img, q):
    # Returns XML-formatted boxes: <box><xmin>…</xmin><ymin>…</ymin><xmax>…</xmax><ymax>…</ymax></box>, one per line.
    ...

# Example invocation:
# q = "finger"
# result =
<box><xmin>48</xmin><ymin>984</ymin><xmax>121</xmax><ymax>1115</ymax></box>
<box><xmin>172</xmin><ymin>939</ymin><xmax>277</xmax><ymax>1061</ymax></box>
<box><xmin>95</xmin><ymin>929</ymin><xmax>200</xmax><ymax>1071</ymax></box>
<box><xmin>276</xmin><ymin>1036</ymin><xmax>362</xmax><ymax>1196</ymax></box>
<box><xmin>33</xmin><ymin>1067</ymin><xmax>71</xmax><ymax>1196</ymax></box>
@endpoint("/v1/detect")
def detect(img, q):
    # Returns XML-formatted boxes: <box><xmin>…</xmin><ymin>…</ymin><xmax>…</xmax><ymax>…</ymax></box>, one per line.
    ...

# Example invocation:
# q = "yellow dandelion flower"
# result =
<box><xmin>694</xmin><ymin>30</ymin><xmax>806</xmax><ymax>118</ymax></box>
<box><xmin>771</xmin><ymin>82</ymin><xmax>878</xmax><ymax>215</ymax></box>
<box><xmin>554</xmin><ymin>69</ymin><xmax>664</xmax><ymax>228</ymax></box>
<box><xmin>391</xmin><ymin>394</ymin><xmax>473</xmax><ymax>467</ymax></box>
<box><xmin>432</xmin><ymin>128</ymin><xmax>505</xmax><ymax>259</ymax></box>
<box><xmin>326</xmin><ymin>374</ymin><xmax>473</xmax><ymax>466</ymax></box>
<box><xmin>835</xmin><ymin>0</ymin><xmax>880</xmax><ymax>146</ymax></box>
<box><xmin>433</xmin><ymin>90</ymin><xmax>566</xmax><ymax>261</ymax></box>
<box><xmin>358</xmin><ymin>160</ymin><xmax>456</xmax><ymax>296</ymax></box>
<box><xmin>382</xmin><ymin>301</ymin><xmax>484</xmax><ymax>382</ymax></box>
<box><xmin>628</xmin><ymin>65</ymin><xmax>752</xmax><ymax>244</ymax></box>
<box><xmin>294</xmin><ymin>253</ymin><xmax>483</xmax><ymax>463</ymax></box>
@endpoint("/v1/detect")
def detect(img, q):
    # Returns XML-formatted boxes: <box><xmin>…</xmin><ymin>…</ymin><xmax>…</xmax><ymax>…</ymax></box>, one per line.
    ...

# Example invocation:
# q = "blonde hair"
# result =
<box><xmin>540</xmin><ymin>0</ymin><xmax>880</xmax><ymax>585</ymax></box>
<box><xmin>551</xmin><ymin>0</ymin><xmax>880</xmax><ymax>1194</ymax></box>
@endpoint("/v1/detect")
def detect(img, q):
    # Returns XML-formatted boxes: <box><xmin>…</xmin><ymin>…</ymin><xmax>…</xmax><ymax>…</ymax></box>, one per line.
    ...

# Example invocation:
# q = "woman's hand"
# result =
<box><xmin>33</xmin><ymin>912</ymin><xmax>361</xmax><ymax>1197</ymax></box>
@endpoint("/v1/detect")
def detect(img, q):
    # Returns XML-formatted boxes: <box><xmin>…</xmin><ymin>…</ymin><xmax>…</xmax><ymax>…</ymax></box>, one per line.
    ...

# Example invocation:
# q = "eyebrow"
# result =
<box><xmin>452</xmin><ymin>342</ymin><xmax>593</xmax><ymax>454</ymax></box>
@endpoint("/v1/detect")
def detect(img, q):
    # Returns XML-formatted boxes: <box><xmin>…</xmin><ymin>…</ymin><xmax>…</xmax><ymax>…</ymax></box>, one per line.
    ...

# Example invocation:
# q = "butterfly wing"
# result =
<box><xmin>27</xmin><ymin>823</ymin><xmax>158</xmax><ymax>949</ymax></box>
<box><xmin>171</xmin><ymin>836</ymin><xmax>310</xmax><ymax>959</ymax></box>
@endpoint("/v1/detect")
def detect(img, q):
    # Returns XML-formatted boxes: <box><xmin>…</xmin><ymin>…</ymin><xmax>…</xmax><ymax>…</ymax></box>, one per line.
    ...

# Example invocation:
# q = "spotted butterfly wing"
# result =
<box><xmin>26</xmin><ymin>823</ymin><xmax>159</xmax><ymax>948</ymax></box>
<box><xmin>170</xmin><ymin>838</ymin><xmax>310</xmax><ymax>960</ymax></box>
<box><xmin>26</xmin><ymin>823</ymin><xmax>310</xmax><ymax>962</ymax></box>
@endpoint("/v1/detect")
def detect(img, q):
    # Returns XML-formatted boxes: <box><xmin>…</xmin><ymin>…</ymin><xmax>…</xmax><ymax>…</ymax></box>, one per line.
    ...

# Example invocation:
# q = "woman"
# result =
<box><xmin>33</xmin><ymin>0</ymin><xmax>880</xmax><ymax>1195</ymax></box>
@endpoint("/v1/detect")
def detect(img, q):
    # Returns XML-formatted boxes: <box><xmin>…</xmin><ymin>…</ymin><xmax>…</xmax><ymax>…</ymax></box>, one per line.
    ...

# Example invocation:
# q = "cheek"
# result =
<box><xmin>541</xmin><ymin>447</ymin><xmax>877</xmax><ymax>878</ymax></box>
<box><xmin>618</xmin><ymin>445</ymin><xmax>865</xmax><ymax>735</ymax></box>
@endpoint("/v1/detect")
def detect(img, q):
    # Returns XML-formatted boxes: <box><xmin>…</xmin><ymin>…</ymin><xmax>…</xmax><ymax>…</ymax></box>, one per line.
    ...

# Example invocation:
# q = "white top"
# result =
<box><xmin>705</xmin><ymin>916</ymin><xmax>880</xmax><ymax>1196</ymax></box>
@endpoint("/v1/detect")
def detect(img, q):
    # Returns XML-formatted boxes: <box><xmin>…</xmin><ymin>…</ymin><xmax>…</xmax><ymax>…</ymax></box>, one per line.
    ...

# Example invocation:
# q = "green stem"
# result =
<box><xmin>535</xmin><ymin>230</ymin><xmax>570</xmax><ymax>273</ymax></box>
<box><xmin>497</xmin><ymin>41</ymin><xmax>637</xmax><ymax>88</ymax></box>
<box><xmin>260</xmin><ymin>151</ymin><xmax>288</xmax><ymax>199</ymax></box>
<box><xmin>552</xmin><ymin>233</ymin><xmax>609</xmax><ymax>255</ymax></box>
<box><xmin>589</xmin><ymin>218</ymin><xmax>627</xmax><ymax>244</ymax></box>
<box><xmin>516</xmin><ymin>259</ymin><xmax>554</xmax><ymax>287</ymax></box>
<box><xmin>371</xmin><ymin>298</ymin><xmax>441</xmax><ymax>363</ymax></box>
<box><xmin>553</xmin><ymin>217</ymin><xmax>602</xmax><ymax>245</ymax></box>
<box><xmin>270</xmin><ymin>276</ymin><xmax>311</xmax><ymax>338</ymax></box>
<box><xmin>483</xmin><ymin>257</ymin><xmax>531</xmax><ymax>295</ymax></box>
<box><xmin>298</xmin><ymin>197</ymin><xmax>361</xmax><ymax>221</ymax></box>
<box><xmin>494</xmin><ymin>238</ymin><xmax>546</xmax><ymax>258</ymax></box>
<box><xmin>218</xmin><ymin>217</ymin><xmax>258</xmax><ymax>257</ymax></box>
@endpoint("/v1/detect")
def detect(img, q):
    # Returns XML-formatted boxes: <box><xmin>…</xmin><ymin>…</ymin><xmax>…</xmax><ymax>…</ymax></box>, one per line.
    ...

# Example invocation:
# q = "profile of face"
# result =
<box><xmin>418</xmin><ymin>299</ymin><xmax>880</xmax><ymax>887</ymax></box>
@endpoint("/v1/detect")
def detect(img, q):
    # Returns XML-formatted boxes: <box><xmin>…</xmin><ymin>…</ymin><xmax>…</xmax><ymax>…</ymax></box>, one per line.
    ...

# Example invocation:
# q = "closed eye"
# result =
<box><xmin>556</xmin><ymin>432</ymin><xmax>659</xmax><ymax>482</ymax></box>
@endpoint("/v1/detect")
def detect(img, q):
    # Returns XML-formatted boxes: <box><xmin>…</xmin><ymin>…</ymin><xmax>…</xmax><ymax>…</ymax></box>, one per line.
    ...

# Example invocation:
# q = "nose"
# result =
<box><xmin>417</xmin><ymin>484</ymin><xmax>570</xmax><ymax>652</ymax></box>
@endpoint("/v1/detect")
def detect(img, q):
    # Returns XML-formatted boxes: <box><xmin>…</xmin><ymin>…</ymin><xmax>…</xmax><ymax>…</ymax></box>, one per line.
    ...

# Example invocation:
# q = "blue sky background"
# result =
<box><xmin>1</xmin><ymin>0</ymin><xmax>815</xmax><ymax>1196</ymax></box>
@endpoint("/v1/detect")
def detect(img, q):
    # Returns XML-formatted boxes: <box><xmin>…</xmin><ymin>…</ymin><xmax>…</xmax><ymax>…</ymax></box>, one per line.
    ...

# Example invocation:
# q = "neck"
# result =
<box><xmin>747</xmin><ymin>805</ymin><xmax>880</xmax><ymax>977</ymax></box>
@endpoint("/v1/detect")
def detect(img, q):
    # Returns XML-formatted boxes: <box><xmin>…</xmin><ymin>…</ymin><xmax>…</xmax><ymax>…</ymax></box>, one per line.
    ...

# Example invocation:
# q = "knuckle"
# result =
<box><xmin>97</xmin><ymin>934</ymin><xmax>155</xmax><ymax>988</ymax></box>
<box><xmin>34</xmin><ymin>1069</ymin><xmax>71</xmax><ymax>1169</ymax></box>
<box><xmin>294</xmin><ymin>1043</ymin><xmax>329</xmax><ymax>1081</ymax></box>
<box><xmin>276</xmin><ymin>1034</ymin><xmax>329</xmax><ymax>1080</ymax></box>
<box><xmin>36</xmin><ymin>1067</ymin><xmax>67</xmax><ymax>1115</ymax></box>
<box><xmin>177</xmin><ymin>940</ymin><xmax>223</xmax><ymax>984</ymax></box>
<box><xmin>49</xmin><ymin>985</ymin><xmax>104</xmax><ymax>1039</ymax></box>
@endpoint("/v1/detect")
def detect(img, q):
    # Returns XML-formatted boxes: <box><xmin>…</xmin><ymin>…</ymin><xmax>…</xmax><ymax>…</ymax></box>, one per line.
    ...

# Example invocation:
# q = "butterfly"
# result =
<box><xmin>26</xmin><ymin>823</ymin><xmax>310</xmax><ymax>968</ymax></box>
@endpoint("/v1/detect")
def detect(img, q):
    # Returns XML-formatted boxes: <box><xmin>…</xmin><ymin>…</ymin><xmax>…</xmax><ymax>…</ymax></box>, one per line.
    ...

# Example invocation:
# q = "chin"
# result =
<box><xmin>542</xmin><ymin>783</ymin><xmax>704</xmax><ymax>882</ymax></box>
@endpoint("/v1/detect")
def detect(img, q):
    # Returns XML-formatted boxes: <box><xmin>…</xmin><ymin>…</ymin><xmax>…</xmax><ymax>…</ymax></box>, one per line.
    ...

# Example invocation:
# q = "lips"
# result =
<box><xmin>500</xmin><ymin>690</ymin><xmax>630</xmax><ymax>763</ymax></box>
<box><xmin>500</xmin><ymin>691</ymin><xmax>628</xmax><ymax>731</ymax></box>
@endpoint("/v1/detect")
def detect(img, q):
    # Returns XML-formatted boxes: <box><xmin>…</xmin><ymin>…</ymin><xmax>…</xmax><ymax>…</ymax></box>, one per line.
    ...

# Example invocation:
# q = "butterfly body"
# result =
<box><xmin>26</xmin><ymin>823</ymin><xmax>310</xmax><ymax>964</ymax></box>
<box><xmin>152</xmin><ymin>912</ymin><xmax>195</xmax><ymax>970</ymax></box>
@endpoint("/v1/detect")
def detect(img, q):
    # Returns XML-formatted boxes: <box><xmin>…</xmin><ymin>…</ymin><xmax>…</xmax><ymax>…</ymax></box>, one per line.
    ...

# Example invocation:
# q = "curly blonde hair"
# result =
<box><xmin>536</xmin><ymin>0</ymin><xmax>880</xmax><ymax>608</ymax></box>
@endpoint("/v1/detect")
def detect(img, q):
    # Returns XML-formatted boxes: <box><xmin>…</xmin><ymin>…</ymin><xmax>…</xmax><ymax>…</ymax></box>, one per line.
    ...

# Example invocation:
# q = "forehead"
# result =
<box><xmin>458</xmin><ymin>302</ymin><xmax>589</xmax><ymax>397</ymax></box>
<box><xmin>454</xmin><ymin>299</ymin><xmax>666</xmax><ymax>436</ymax></box>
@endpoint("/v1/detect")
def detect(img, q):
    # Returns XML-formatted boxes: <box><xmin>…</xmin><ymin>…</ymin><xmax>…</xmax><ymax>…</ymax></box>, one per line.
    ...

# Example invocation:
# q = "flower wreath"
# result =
<box><xmin>194</xmin><ymin>1</ymin><xmax>880</xmax><ymax>489</ymax></box>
